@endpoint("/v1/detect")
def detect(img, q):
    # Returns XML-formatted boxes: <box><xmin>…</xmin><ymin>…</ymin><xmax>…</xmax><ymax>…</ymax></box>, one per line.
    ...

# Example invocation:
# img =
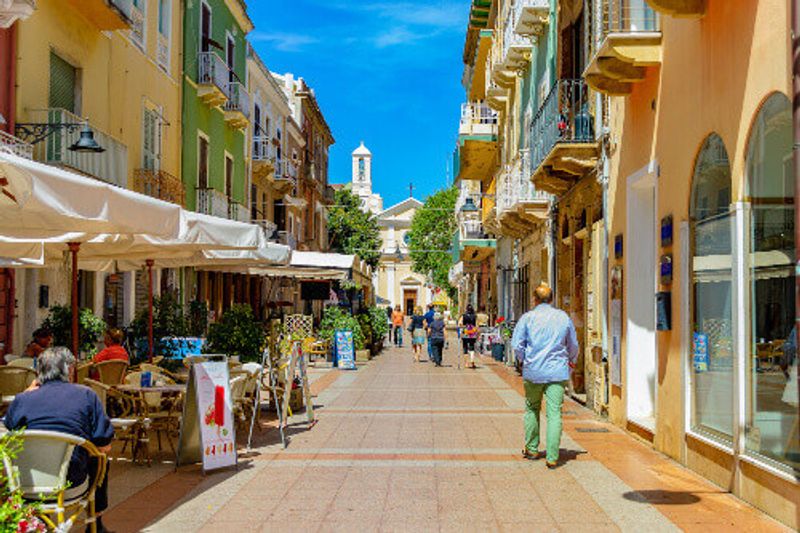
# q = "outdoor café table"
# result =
<box><xmin>114</xmin><ymin>384</ymin><xmax>186</xmax><ymax>394</ymax></box>
<box><xmin>112</xmin><ymin>384</ymin><xmax>185</xmax><ymax>464</ymax></box>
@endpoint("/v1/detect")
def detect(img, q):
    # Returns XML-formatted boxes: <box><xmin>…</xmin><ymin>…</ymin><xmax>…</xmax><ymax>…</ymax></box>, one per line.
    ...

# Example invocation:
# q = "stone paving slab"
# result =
<box><xmin>100</xmin><ymin>342</ymin><xmax>790</xmax><ymax>532</ymax></box>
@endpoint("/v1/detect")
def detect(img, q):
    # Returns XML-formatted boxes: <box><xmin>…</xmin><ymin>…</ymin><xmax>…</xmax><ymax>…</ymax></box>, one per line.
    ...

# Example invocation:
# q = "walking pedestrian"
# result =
<box><xmin>512</xmin><ymin>283</ymin><xmax>578</xmax><ymax>469</ymax></box>
<box><xmin>459</xmin><ymin>304</ymin><xmax>478</xmax><ymax>369</ymax></box>
<box><xmin>410</xmin><ymin>306</ymin><xmax>426</xmax><ymax>362</ymax></box>
<box><xmin>423</xmin><ymin>304</ymin><xmax>435</xmax><ymax>361</ymax></box>
<box><xmin>391</xmin><ymin>305</ymin><xmax>405</xmax><ymax>347</ymax></box>
<box><xmin>427</xmin><ymin>312</ymin><xmax>447</xmax><ymax>367</ymax></box>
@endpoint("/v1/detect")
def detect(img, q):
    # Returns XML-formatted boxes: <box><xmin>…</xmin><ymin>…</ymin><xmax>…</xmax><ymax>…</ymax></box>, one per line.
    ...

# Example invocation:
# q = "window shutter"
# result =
<box><xmin>49</xmin><ymin>52</ymin><xmax>76</xmax><ymax>112</ymax></box>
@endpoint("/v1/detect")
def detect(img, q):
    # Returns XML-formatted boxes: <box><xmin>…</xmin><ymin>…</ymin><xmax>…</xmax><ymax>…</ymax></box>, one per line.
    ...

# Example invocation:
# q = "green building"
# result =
<box><xmin>181</xmin><ymin>0</ymin><xmax>253</xmax><ymax>220</ymax></box>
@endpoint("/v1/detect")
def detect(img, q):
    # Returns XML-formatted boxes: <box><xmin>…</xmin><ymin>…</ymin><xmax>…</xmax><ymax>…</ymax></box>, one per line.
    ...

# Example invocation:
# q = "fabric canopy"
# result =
<box><xmin>201</xmin><ymin>251</ymin><xmax>368</xmax><ymax>281</ymax></box>
<box><xmin>0</xmin><ymin>151</ymin><xmax>182</xmax><ymax>240</ymax></box>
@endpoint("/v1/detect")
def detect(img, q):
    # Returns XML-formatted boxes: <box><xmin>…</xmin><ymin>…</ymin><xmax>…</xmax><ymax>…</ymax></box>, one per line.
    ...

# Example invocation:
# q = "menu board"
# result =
<box><xmin>176</xmin><ymin>360</ymin><xmax>237</xmax><ymax>472</ymax></box>
<box><xmin>335</xmin><ymin>329</ymin><xmax>356</xmax><ymax>370</ymax></box>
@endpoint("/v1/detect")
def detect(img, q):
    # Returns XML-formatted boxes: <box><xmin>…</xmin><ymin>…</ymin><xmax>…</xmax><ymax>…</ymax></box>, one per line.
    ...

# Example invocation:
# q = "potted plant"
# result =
<box><xmin>129</xmin><ymin>292</ymin><xmax>188</xmax><ymax>363</ymax></box>
<box><xmin>0</xmin><ymin>431</ymin><xmax>47</xmax><ymax>532</ymax></box>
<box><xmin>205</xmin><ymin>304</ymin><xmax>265</xmax><ymax>363</ymax></box>
<box><xmin>318</xmin><ymin>305</ymin><xmax>365</xmax><ymax>361</ymax></box>
<box><xmin>42</xmin><ymin>305</ymin><xmax>106</xmax><ymax>358</ymax></box>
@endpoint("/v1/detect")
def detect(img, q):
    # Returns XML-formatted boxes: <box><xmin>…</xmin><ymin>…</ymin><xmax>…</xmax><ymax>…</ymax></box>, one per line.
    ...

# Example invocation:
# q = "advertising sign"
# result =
<box><xmin>335</xmin><ymin>329</ymin><xmax>356</xmax><ymax>370</ymax></box>
<box><xmin>693</xmin><ymin>333</ymin><xmax>709</xmax><ymax>373</ymax></box>
<box><xmin>176</xmin><ymin>360</ymin><xmax>237</xmax><ymax>472</ymax></box>
<box><xmin>610</xmin><ymin>299</ymin><xmax>622</xmax><ymax>387</ymax></box>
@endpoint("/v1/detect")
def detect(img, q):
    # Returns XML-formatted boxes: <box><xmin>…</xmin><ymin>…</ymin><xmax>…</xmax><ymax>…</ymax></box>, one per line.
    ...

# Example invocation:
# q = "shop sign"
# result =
<box><xmin>334</xmin><ymin>329</ymin><xmax>356</xmax><ymax>370</ymax></box>
<box><xmin>611</xmin><ymin>298</ymin><xmax>622</xmax><ymax>387</ymax></box>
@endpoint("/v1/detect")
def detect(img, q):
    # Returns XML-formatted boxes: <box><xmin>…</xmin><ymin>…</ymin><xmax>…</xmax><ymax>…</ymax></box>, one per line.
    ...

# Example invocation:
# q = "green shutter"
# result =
<box><xmin>49</xmin><ymin>52</ymin><xmax>76</xmax><ymax>112</ymax></box>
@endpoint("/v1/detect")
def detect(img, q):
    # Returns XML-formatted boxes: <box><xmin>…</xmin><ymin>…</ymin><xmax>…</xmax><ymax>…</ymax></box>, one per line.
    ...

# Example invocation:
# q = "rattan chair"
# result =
<box><xmin>7</xmin><ymin>357</ymin><xmax>35</xmax><ymax>370</ymax></box>
<box><xmin>0</xmin><ymin>366</ymin><xmax>36</xmax><ymax>398</ymax></box>
<box><xmin>93</xmin><ymin>360</ymin><xmax>129</xmax><ymax>385</ymax></box>
<box><xmin>2</xmin><ymin>429</ymin><xmax>107</xmax><ymax>532</ymax></box>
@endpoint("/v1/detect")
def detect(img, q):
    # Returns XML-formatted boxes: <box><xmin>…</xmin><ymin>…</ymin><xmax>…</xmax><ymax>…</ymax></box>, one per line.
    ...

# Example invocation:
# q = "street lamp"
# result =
<box><xmin>15</xmin><ymin>119</ymin><xmax>105</xmax><ymax>153</ymax></box>
<box><xmin>68</xmin><ymin>123</ymin><xmax>105</xmax><ymax>153</ymax></box>
<box><xmin>394</xmin><ymin>244</ymin><xmax>404</xmax><ymax>261</ymax></box>
<box><xmin>459</xmin><ymin>196</ymin><xmax>479</xmax><ymax>213</ymax></box>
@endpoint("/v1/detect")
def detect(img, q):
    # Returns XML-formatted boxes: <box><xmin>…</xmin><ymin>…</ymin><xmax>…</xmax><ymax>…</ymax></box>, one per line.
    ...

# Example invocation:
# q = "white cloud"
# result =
<box><xmin>374</xmin><ymin>26</ymin><xmax>421</xmax><ymax>48</ymax></box>
<box><xmin>249</xmin><ymin>31</ymin><xmax>320</xmax><ymax>52</ymax></box>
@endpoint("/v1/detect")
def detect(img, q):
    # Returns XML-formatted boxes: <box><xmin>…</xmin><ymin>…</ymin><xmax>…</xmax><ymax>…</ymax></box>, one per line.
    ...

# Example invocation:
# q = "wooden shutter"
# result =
<box><xmin>198</xmin><ymin>137</ymin><xmax>209</xmax><ymax>189</ymax></box>
<box><xmin>49</xmin><ymin>52</ymin><xmax>76</xmax><ymax>112</ymax></box>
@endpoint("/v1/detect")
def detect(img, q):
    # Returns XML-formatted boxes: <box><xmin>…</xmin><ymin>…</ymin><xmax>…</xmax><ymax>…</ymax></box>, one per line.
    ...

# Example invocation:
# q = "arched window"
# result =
<box><xmin>744</xmin><ymin>93</ymin><xmax>798</xmax><ymax>469</ymax></box>
<box><xmin>690</xmin><ymin>133</ymin><xmax>734</xmax><ymax>440</ymax></box>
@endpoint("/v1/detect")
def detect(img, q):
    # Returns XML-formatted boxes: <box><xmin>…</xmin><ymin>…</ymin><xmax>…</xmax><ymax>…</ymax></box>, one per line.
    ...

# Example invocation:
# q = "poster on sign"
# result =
<box><xmin>335</xmin><ymin>329</ymin><xmax>356</xmax><ymax>370</ymax></box>
<box><xmin>176</xmin><ymin>360</ymin><xmax>237</xmax><ymax>472</ymax></box>
<box><xmin>693</xmin><ymin>333</ymin><xmax>709</xmax><ymax>373</ymax></box>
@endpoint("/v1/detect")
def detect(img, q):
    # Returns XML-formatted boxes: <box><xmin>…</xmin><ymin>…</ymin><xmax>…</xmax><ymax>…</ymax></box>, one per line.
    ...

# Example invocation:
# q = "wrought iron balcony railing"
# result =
<box><xmin>459</xmin><ymin>102</ymin><xmax>498</xmax><ymax>136</ymax></box>
<box><xmin>225</xmin><ymin>81</ymin><xmax>250</xmax><ymax>118</ymax></box>
<box><xmin>498</xmin><ymin>151</ymin><xmax>550</xmax><ymax>214</ymax></box>
<box><xmin>157</xmin><ymin>33</ymin><xmax>170</xmax><ymax>71</ymax></box>
<box><xmin>133</xmin><ymin>168</ymin><xmax>185</xmax><ymax>206</ymax></box>
<box><xmin>252</xmin><ymin>136</ymin><xmax>275</xmax><ymax>162</ymax></box>
<box><xmin>529</xmin><ymin>79</ymin><xmax>595</xmax><ymax>174</ymax></box>
<box><xmin>198</xmin><ymin>52</ymin><xmax>229</xmax><ymax>93</ymax></box>
<box><xmin>0</xmin><ymin>130</ymin><xmax>33</xmax><ymax>159</ymax></box>
<box><xmin>228</xmin><ymin>200</ymin><xmax>249</xmax><ymax>222</ymax></box>
<box><xmin>196</xmin><ymin>187</ymin><xmax>229</xmax><ymax>219</ymax></box>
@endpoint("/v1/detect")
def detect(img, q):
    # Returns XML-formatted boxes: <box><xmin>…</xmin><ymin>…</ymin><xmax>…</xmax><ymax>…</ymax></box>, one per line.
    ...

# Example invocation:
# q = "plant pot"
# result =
<box><xmin>356</xmin><ymin>349</ymin><xmax>371</xmax><ymax>362</ymax></box>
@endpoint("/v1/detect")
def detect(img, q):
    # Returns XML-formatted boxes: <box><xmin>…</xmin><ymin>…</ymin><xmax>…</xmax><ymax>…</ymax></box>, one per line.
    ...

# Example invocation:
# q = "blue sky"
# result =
<box><xmin>247</xmin><ymin>0</ymin><xmax>468</xmax><ymax>207</ymax></box>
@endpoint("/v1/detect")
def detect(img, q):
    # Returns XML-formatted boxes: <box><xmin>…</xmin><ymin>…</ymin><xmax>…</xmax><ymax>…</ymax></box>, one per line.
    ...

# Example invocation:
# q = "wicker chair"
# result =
<box><xmin>93</xmin><ymin>360</ymin><xmax>129</xmax><ymax>385</ymax></box>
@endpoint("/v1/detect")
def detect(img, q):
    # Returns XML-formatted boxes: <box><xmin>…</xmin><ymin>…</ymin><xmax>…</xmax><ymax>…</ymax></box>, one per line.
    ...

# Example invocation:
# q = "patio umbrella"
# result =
<box><xmin>0</xmin><ymin>151</ymin><xmax>184</xmax><ymax>360</ymax></box>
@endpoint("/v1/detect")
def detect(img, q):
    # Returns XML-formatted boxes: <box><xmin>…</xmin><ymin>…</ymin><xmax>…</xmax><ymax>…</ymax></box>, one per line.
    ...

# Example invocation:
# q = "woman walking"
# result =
<box><xmin>409</xmin><ymin>306</ymin><xmax>426</xmax><ymax>362</ymax></box>
<box><xmin>459</xmin><ymin>304</ymin><xmax>478</xmax><ymax>369</ymax></box>
<box><xmin>427</xmin><ymin>311</ymin><xmax>447</xmax><ymax>367</ymax></box>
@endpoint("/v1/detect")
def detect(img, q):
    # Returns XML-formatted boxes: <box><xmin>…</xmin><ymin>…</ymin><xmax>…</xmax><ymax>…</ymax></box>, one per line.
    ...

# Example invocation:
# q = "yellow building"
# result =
<box><xmin>11</xmin><ymin>0</ymin><xmax>183</xmax><ymax>350</ymax></box>
<box><xmin>588</xmin><ymin>0</ymin><xmax>797</xmax><ymax>527</ymax></box>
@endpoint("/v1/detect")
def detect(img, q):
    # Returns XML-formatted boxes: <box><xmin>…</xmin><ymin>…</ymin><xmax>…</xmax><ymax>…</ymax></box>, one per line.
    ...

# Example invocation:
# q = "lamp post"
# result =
<box><xmin>15</xmin><ymin>119</ymin><xmax>105</xmax><ymax>153</ymax></box>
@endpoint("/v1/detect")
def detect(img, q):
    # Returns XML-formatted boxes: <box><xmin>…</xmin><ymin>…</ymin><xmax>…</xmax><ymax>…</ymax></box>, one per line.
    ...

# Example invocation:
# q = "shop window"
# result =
<box><xmin>744</xmin><ymin>93</ymin><xmax>799</xmax><ymax>470</ymax></box>
<box><xmin>690</xmin><ymin>133</ymin><xmax>734</xmax><ymax>440</ymax></box>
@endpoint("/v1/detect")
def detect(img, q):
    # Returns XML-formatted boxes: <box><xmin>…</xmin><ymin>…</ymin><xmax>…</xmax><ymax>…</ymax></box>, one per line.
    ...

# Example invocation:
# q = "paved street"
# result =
<box><xmin>103</xmin><ymin>343</ymin><xmax>788</xmax><ymax>532</ymax></box>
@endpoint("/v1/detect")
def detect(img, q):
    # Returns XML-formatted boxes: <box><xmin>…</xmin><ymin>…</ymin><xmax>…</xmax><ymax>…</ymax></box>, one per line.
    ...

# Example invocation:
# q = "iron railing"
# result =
<box><xmin>225</xmin><ymin>81</ymin><xmax>251</xmax><ymax>118</ymax></box>
<box><xmin>157</xmin><ymin>33</ymin><xmax>170</xmax><ymax>71</ymax></box>
<box><xmin>252</xmin><ymin>136</ymin><xmax>274</xmax><ymax>162</ymax></box>
<box><xmin>599</xmin><ymin>0</ymin><xmax>658</xmax><ymax>36</ymax></box>
<box><xmin>228</xmin><ymin>201</ymin><xmax>249</xmax><ymax>222</ymax></box>
<box><xmin>529</xmin><ymin>79</ymin><xmax>595</xmax><ymax>174</ymax></box>
<box><xmin>196</xmin><ymin>187</ymin><xmax>229</xmax><ymax>218</ymax></box>
<box><xmin>133</xmin><ymin>168</ymin><xmax>185</xmax><ymax>206</ymax></box>
<box><xmin>25</xmin><ymin>108</ymin><xmax>128</xmax><ymax>187</ymax></box>
<box><xmin>0</xmin><ymin>130</ymin><xmax>33</xmax><ymax>159</ymax></box>
<box><xmin>198</xmin><ymin>52</ymin><xmax>229</xmax><ymax>93</ymax></box>
<box><xmin>460</xmin><ymin>102</ymin><xmax>499</xmax><ymax>136</ymax></box>
<box><xmin>128</xmin><ymin>1</ymin><xmax>145</xmax><ymax>48</ymax></box>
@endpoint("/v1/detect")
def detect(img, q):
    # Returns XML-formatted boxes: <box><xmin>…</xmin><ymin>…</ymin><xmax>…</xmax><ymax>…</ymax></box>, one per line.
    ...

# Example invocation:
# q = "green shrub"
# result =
<box><xmin>205</xmin><ymin>304</ymin><xmax>264</xmax><ymax>363</ymax></box>
<box><xmin>317</xmin><ymin>305</ymin><xmax>364</xmax><ymax>350</ymax></box>
<box><xmin>367</xmin><ymin>305</ymin><xmax>390</xmax><ymax>340</ymax></box>
<box><xmin>42</xmin><ymin>305</ymin><xmax>106</xmax><ymax>357</ymax></box>
<box><xmin>189</xmin><ymin>299</ymin><xmax>209</xmax><ymax>337</ymax></box>
<box><xmin>130</xmin><ymin>292</ymin><xmax>188</xmax><ymax>359</ymax></box>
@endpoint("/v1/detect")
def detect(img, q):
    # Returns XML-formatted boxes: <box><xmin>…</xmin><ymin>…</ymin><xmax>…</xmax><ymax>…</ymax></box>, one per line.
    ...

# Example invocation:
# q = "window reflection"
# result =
<box><xmin>746</xmin><ymin>93</ymin><xmax>799</xmax><ymax>471</ymax></box>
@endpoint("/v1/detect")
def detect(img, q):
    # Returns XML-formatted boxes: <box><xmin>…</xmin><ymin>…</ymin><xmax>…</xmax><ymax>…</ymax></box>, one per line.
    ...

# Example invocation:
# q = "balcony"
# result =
<box><xmin>468</xmin><ymin>0</ymin><xmax>492</xmax><ymax>29</ymax></box>
<box><xmin>197</xmin><ymin>52</ymin><xmax>229</xmax><ymax>107</ymax></box>
<box><xmin>196</xmin><ymin>187</ymin><xmax>229</xmax><ymax>219</ymax></box>
<box><xmin>127</xmin><ymin>0</ymin><xmax>144</xmax><ymax>49</ymax></box>
<box><xmin>157</xmin><ymin>33</ymin><xmax>170</xmax><ymax>71</ymax></box>
<box><xmin>514</xmin><ymin>0</ymin><xmax>550</xmax><ymax>37</ymax></box>
<box><xmin>65</xmin><ymin>0</ymin><xmax>131</xmax><ymax>30</ymax></box>
<box><xmin>647</xmin><ymin>0</ymin><xmax>705</xmax><ymax>18</ymax></box>
<box><xmin>497</xmin><ymin>151</ymin><xmax>550</xmax><ymax>237</ymax></box>
<box><xmin>456</xmin><ymin>102</ymin><xmax>498</xmax><ymax>183</ymax></box>
<box><xmin>584</xmin><ymin>1</ymin><xmax>661</xmax><ymax>96</ymax></box>
<box><xmin>228</xmin><ymin>201</ymin><xmax>249</xmax><ymax>222</ymax></box>
<box><xmin>0</xmin><ymin>0</ymin><xmax>35</xmax><ymax>28</ymax></box>
<box><xmin>252</xmin><ymin>136</ymin><xmax>276</xmax><ymax>180</ymax></box>
<box><xmin>20</xmin><ymin>108</ymin><xmax>128</xmax><ymax>187</ymax></box>
<box><xmin>530</xmin><ymin>80</ymin><xmax>599</xmax><ymax>195</ymax></box>
<box><xmin>224</xmin><ymin>81</ymin><xmax>250</xmax><ymax>130</ymax></box>
<box><xmin>271</xmin><ymin>160</ymin><xmax>297</xmax><ymax>194</ymax></box>
<box><xmin>0</xmin><ymin>130</ymin><xmax>33</xmax><ymax>159</ymax></box>
<box><xmin>252</xmin><ymin>216</ymin><xmax>277</xmax><ymax>239</ymax></box>
<box><xmin>133</xmin><ymin>168</ymin><xmax>185</xmax><ymax>206</ymax></box>
<box><xmin>453</xmin><ymin>216</ymin><xmax>496</xmax><ymax>263</ymax></box>
<box><xmin>465</xmin><ymin>30</ymin><xmax>493</xmax><ymax>102</ymax></box>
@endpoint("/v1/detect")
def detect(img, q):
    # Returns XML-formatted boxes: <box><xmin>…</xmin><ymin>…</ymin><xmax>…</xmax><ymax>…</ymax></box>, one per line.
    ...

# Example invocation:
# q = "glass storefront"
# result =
<box><xmin>690</xmin><ymin>133</ymin><xmax>734</xmax><ymax>439</ymax></box>
<box><xmin>745</xmin><ymin>93</ymin><xmax>799</xmax><ymax>471</ymax></box>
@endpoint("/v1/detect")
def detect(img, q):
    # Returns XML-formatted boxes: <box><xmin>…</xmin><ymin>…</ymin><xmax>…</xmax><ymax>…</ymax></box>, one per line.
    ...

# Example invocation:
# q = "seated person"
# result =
<box><xmin>5</xmin><ymin>347</ymin><xmax>114</xmax><ymax>533</ymax></box>
<box><xmin>93</xmin><ymin>328</ymin><xmax>129</xmax><ymax>364</ymax></box>
<box><xmin>23</xmin><ymin>327</ymin><xmax>53</xmax><ymax>359</ymax></box>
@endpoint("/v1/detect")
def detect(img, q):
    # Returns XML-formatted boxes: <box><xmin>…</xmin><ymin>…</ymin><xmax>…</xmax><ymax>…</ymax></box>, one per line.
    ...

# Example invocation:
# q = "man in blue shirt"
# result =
<box><xmin>423</xmin><ymin>304</ymin><xmax>435</xmax><ymax>361</ymax></box>
<box><xmin>6</xmin><ymin>346</ymin><xmax>115</xmax><ymax>532</ymax></box>
<box><xmin>512</xmin><ymin>283</ymin><xmax>578</xmax><ymax>468</ymax></box>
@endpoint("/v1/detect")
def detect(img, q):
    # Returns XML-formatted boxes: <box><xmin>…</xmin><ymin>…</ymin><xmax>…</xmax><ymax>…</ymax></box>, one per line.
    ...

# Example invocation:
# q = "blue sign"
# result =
<box><xmin>693</xmin><ymin>333</ymin><xmax>709</xmax><ymax>373</ymax></box>
<box><xmin>335</xmin><ymin>330</ymin><xmax>356</xmax><ymax>370</ymax></box>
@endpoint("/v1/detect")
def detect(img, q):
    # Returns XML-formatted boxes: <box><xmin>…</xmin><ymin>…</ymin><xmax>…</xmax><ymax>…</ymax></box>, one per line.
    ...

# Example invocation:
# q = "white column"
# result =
<box><xmin>387</xmin><ymin>263</ymin><xmax>396</xmax><ymax>307</ymax></box>
<box><xmin>122</xmin><ymin>272</ymin><xmax>136</xmax><ymax>326</ymax></box>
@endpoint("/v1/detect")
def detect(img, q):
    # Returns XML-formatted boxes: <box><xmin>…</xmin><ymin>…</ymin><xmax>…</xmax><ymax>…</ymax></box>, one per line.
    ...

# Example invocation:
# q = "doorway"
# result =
<box><xmin>626</xmin><ymin>168</ymin><xmax>657</xmax><ymax>431</ymax></box>
<box><xmin>403</xmin><ymin>289</ymin><xmax>417</xmax><ymax>316</ymax></box>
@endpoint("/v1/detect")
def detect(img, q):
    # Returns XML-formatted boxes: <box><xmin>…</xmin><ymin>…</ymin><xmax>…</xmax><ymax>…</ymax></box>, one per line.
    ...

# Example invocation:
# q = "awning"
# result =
<box><xmin>202</xmin><ymin>251</ymin><xmax>370</xmax><ymax>282</ymax></box>
<box><xmin>0</xmin><ymin>151</ymin><xmax>182</xmax><ymax>240</ymax></box>
<box><xmin>693</xmin><ymin>250</ymin><xmax>793</xmax><ymax>283</ymax></box>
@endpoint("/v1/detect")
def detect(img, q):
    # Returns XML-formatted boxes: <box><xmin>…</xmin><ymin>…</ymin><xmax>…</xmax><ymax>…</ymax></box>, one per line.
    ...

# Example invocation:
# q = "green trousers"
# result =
<box><xmin>523</xmin><ymin>381</ymin><xmax>566</xmax><ymax>463</ymax></box>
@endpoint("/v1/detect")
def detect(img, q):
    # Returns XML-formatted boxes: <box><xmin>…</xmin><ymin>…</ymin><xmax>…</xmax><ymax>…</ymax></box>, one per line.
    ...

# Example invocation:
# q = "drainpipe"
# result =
<box><xmin>793</xmin><ymin>0</ymin><xmax>800</xmax><ymax>432</ymax></box>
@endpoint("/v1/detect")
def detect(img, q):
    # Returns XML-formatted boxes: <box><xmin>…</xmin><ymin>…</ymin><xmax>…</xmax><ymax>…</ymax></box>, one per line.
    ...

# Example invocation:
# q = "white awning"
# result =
<box><xmin>693</xmin><ymin>250</ymin><xmax>793</xmax><ymax>283</ymax></box>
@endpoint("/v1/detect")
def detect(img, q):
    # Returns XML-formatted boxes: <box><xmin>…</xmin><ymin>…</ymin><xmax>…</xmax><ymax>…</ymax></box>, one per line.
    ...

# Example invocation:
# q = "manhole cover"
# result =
<box><xmin>575</xmin><ymin>427</ymin><xmax>610</xmax><ymax>433</ymax></box>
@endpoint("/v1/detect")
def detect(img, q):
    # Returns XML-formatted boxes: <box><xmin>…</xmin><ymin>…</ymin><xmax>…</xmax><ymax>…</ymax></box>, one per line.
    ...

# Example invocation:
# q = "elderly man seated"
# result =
<box><xmin>5</xmin><ymin>347</ymin><xmax>115</xmax><ymax>533</ymax></box>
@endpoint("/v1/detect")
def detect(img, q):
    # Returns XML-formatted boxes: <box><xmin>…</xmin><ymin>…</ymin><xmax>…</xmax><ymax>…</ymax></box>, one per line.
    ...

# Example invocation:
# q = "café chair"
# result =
<box><xmin>76</xmin><ymin>362</ymin><xmax>93</xmax><ymax>384</ymax></box>
<box><xmin>94</xmin><ymin>360</ymin><xmax>129</xmax><ymax>385</ymax></box>
<box><xmin>0</xmin><ymin>366</ymin><xmax>36</xmax><ymax>400</ymax></box>
<box><xmin>3</xmin><ymin>429</ymin><xmax>107</xmax><ymax>532</ymax></box>
<box><xmin>139</xmin><ymin>363</ymin><xmax>185</xmax><ymax>383</ymax></box>
<box><xmin>8</xmin><ymin>357</ymin><xmax>35</xmax><ymax>370</ymax></box>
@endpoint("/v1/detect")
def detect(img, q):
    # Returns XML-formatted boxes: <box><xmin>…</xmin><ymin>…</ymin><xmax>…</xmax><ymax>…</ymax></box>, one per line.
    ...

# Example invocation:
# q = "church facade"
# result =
<box><xmin>349</xmin><ymin>143</ymin><xmax>432</xmax><ymax>314</ymax></box>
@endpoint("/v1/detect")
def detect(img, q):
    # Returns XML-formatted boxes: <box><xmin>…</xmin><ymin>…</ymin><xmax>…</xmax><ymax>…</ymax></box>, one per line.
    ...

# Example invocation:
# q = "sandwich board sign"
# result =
<box><xmin>176</xmin><ymin>359</ymin><xmax>237</xmax><ymax>472</ymax></box>
<box><xmin>334</xmin><ymin>329</ymin><xmax>356</xmax><ymax>370</ymax></box>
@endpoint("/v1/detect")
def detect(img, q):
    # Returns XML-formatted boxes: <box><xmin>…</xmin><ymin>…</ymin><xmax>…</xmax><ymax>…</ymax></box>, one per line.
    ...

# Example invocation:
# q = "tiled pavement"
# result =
<box><xmin>102</xmin><ymin>343</ymin><xmax>789</xmax><ymax>532</ymax></box>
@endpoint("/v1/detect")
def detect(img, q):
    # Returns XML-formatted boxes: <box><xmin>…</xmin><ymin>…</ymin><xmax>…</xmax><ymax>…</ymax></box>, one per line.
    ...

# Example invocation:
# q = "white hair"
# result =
<box><xmin>434</xmin><ymin>312</ymin><xmax>443</xmax><ymax>321</ymax></box>
<box><xmin>37</xmin><ymin>347</ymin><xmax>75</xmax><ymax>384</ymax></box>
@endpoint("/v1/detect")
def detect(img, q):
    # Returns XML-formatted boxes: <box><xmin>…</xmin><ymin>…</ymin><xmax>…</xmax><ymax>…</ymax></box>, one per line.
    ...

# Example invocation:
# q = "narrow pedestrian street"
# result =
<box><xmin>102</xmin><ymin>344</ymin><xmax>788</xmax><ymax>532</ymax></box>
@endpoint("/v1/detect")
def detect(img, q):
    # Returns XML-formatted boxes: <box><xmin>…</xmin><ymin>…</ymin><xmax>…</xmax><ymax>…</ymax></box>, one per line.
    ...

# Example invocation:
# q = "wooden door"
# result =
<box><xmin>403</xmin><ymin>289</ymin><xmax>416</xmax><ymax>316</ymax></box>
